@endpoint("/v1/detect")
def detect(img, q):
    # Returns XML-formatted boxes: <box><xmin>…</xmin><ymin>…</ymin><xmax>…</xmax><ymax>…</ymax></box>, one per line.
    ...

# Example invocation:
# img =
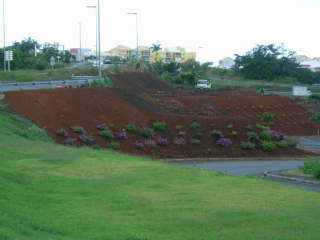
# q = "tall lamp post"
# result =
<box><xmin>3</xmin><ymin>0</ymin><xmax>6</xmax><ymax>72</ymax></box>
<box><xmin>127</xmin><ymin>12</ymin><xmax>139</xmax><ymax>60</ymax></box>
<box><xmin>87</xmin><ymin>0</ymin><xmax>102</xmax><ymax>80</ymax></box>
<box><xmin>79</xmin><ymin>22</ymin><xmax>82</xmax><ymax>62</ymax></box>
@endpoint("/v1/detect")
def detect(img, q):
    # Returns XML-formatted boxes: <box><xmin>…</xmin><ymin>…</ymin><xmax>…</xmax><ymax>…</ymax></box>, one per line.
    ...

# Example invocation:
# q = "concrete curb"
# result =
<box><xmin>264</xmin><ymin>171</ymin><xmax>320</xmax><ymax>185</ymax></box>
<box><xmin>164</xmin><ymin>157</ymin><xmax>309</xmax><ymax>163</ymax></box>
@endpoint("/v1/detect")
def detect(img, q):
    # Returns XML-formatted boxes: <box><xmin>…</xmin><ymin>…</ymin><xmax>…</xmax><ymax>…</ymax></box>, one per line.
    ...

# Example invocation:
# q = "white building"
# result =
<box><xmin>300</xmin><ymin>60</ymin><xmax>320</xmax><ymax>72</ymax></box>
<box><xmin>219</xmin><ymin>57</ymin><xmax>235</xmax><ymax>69</ymax></box>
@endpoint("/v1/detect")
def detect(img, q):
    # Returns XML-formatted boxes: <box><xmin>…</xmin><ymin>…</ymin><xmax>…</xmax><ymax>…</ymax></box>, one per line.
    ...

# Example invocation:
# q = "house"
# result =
<box><xmin>106</xmin><ymin>45</ymin><xmax>131</xmax><ymax>59</ymax></box>
<box><xmin>70</xmin><ymin>48</ymin><xmax>92</xmax><ymax>62</ymax></box>
<box><xmin>300</xmin><ymin>60</ymin><xmax>320</xmax><ymax>72</ymax></box>
<box><xmin>219</xmin><ymin>57</ymin><xmax>235</xmax><ymax>69</ymax></box>
<box><xmin>162</xmin><ymin>47</ymin><xmax>196</xmax><ymax>63</ymax></box>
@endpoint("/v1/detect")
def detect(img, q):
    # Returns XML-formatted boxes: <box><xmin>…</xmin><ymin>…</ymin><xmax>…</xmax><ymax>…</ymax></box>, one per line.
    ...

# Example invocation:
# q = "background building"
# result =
<box><xmin>219</xmin><ymin>57</ymin><xmax>235</xmax><ymax>69</ymax></box>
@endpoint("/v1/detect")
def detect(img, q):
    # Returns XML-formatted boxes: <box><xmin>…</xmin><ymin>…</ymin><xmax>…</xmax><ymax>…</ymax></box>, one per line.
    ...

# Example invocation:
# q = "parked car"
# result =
<box><xmin>196</xmin><ymin>79</ymin><xmax>211</xmax><ymax>89</ymax></box>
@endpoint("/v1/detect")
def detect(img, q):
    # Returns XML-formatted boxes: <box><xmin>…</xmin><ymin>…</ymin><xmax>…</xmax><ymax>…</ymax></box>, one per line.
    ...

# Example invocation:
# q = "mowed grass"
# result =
<box><xmin>1</xmin><ymin>108</ymin><xmax>320</xmax><ymax>240</ymax></box>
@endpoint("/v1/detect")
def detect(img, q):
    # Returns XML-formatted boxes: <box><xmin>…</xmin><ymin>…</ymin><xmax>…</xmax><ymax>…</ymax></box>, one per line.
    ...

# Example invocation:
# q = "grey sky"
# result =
<box><xmin>3</xmin><ymin>0</ymin><xmax>320</xmax><ymax>62</ymax></box>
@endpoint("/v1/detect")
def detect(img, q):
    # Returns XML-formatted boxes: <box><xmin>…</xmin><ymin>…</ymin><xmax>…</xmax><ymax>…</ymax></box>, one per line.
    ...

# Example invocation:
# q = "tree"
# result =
<box><xmin>234</xmin><ymin>44</ymin><xmax>319</xmax><ymax>83</ymax></box>
<box><xmin>150</xmin><ymin>43</ymin><xmax>162</xmax><ymax>62</ymax></box>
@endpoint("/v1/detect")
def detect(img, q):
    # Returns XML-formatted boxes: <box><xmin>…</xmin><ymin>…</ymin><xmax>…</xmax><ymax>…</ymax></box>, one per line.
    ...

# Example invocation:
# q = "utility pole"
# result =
<box><xmin>79</xmin><ymin>22</ymin><xmax>82</xmax><ymax>62</ymax></box>
<box><xmin>127</xmin><ymin>12</ymin><xmax>139</xmax><ymax>60</ymax></box>
<box><xmin>87</xmin><ymin>0</ymin><xmax>102</xmax><ymax>80</ymax></box>
<box><xmin>97</xmin><ymin>0</ymin><xmax>102</xmax><ymax>79</ymax></box>
<box><xmin>3</xmin><ymin>0</ymin><xmax>6</xmax><ymax>72</ymax></box>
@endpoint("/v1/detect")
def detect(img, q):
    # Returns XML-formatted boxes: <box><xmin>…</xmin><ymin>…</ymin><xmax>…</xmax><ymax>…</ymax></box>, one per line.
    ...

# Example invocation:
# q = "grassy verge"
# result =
<box><xmin>0</xmin><ymin>107</ymin><xmax>320</xmax><ymax>239</ymax></box>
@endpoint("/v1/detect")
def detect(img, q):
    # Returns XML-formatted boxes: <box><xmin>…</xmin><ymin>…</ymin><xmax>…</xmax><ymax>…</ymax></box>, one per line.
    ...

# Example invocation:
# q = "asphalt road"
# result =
<box><xmin>182</xmin><ymin>160</ymin><xmax>304</xmax><ymax>176</ymax></box>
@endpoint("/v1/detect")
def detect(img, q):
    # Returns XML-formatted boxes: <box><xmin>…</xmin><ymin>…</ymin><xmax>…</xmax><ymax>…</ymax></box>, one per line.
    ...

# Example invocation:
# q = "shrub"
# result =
<box><xmin>312</xmin><ymin>113</ymin><xmax>320</xmax><ymax>123</ymax></box>
<box><xmin>309</xmin><ymin>94</ymin><xmax>320</xmax><ymax>102</ymax></box>
<box><xmin>259</xmin><ymin>130</ymin><xmax>273</xmax><ymax>141</ymax></box>
<box><xmin>140</xmin><ymin>128</ymin><xmax>155</xmax><ymax>139</ymax></box>
<box><xmin>63</xmin><ymin>137</ymin><xmax>77</xmax><ymax>146</ymax></box>
<box><xmin>71</xmin><ymin>126</ymin><xmax>86</xmax><ymax>134</ymax></box>
<box><xmin>126</xmin><ymin>123</ymin><xmax>139</xmax><ymax>134</ymax></box>
<box><xmin>56</xmin><ymin>128</ymin><xmax>69</xmax><ymax>137</ymax></box>
<box><xmin>276</xmin><ymin>140</ymin><xmax>290</xmax><ymax>148</ymax></box>
<box><xmin>152</xmin><ymin>121</ymin><xmax>168</xmax><ymax>133</ymax></box>
<box><xmin>173</xmin><ymin>137</ymin><xmax>186</xmax><ymax>146</ymax></box>
<box><xmin>261</xmin><ymin>141</ymin><xmax>276</xmax><ymax>152</ymax></box>
<box><xmin>283</xmin><ymin>137</ymin><xmax>298</xmax><ymax>148</ymax></box>
<box><xmin>157</xmin><ymin>137</ymin><xmax>169</xmax><ymax>146</ymax></box>
<box><xmin>230</xmin><ymin>130</ymin><xmax>238</xmax><ymax>137</ymax></box>
<box><xmin>115</xmin><ymin>131</ymin><xmax>128</xmax><ymax>140</ymax></box>
<box><xmin>241</xmin><ymin>142</ymin><xmax>255</xmax><ymax>150</ymax></box>
<box><xmin>144</xmin><ymin>139</ymin><xmax>157</xmax><ymax>148</ymax></box>
<box><xmin>100</xmin><ymin>129</ymin><xmax>114</xmax><ymax>140</ymax></box>
<box><xmin>96</xmin><ymin>123</ymin><xmax>108</xmax><ymax>131</ymax></box>
<box><xmin>190</xmin><ymin>122</ymin><xmax>201</xmax><ymax>131</ymax></box>
<box><xmin>211</xmin><ymin>130</ymin><xmax>224</xmax><ymax>141</ymax></box>
<box><xmin>303</xmin><ymin>160</ymin><xmax>320</xmax><ymax>179</ymax></box>
<box><xmin>259</xmin><ymin>112</ymin><xmax>274</xmax><ymax>123</ymax></box>
<box><xmin>190</xmin><ymin>138</ymin><xmax>201</xmax><ymax>145</ymax></box>
<box><xmin>134</xmin><ymin>141</ymin><xmax>145</xmax><ymax>150</ymax></box>
<box><xmin>217</xmin><ymin>138</ymin><xmax>232</xmax><ymax>147</ymax></box>
<box><xmin>79</xmin><ymin>134</ymin><xmax>96</xmax><ymax>146</ymax></box>
<box><xmin>270</xmin><ymin>130</ymin><xmax>285</xmax><ymax>141</ymax></box>
<box><xmin>107</xmin><ymin>141</ymin><xmax>120</xmax><ymax>150</ymax></box>
<box><xmin>256</xmin><ymin>124</ymin><xmax>270</xmax><ymax>131</ymax></box>
<box><xmin>176</xmin><ymin>125</ymin><xmax>183</xmax><ymax>131</ymax></box>
<box><xmin>247</xmin><ymin>131</ymin><xmax>260</xmax><ymax>143</ymax></box>
<box><xmin>227</xmin><ymin>124</ymin><xmax>234</xmax><ymax>129</ymax></box>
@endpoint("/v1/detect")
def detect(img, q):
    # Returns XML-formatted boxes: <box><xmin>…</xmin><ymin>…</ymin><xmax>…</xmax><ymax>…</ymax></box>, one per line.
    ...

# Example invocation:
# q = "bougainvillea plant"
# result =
<box><xmin>217</xmin><ymin>138</ymin><xmax>232</xmax><ymax>147</ymax></box>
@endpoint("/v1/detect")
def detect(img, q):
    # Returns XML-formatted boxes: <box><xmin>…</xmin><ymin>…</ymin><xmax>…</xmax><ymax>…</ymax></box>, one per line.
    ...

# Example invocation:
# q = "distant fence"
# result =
<box><xmin>0</xmin><ymin>76</ymin><xmax>99</xmax><ymax>92</ymax></box>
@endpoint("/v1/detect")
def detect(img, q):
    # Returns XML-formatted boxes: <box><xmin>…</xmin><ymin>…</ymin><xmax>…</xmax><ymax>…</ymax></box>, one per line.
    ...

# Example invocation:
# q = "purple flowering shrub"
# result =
<box><xmin>115</xmin><ymin>130</ymin><xmax>128</xmax><ymax>140</ymax></box>
<box><xmin>269</xmin><ymin>130</ymin><xmax>285</xmax><ymax>141</ymax></box>
<box><xmin>96</xmin><ymin>123</ymin><xmax>108</xmax><ymax>131</ymax></box>
<box><xmin>157</xmin><ymin>137</ymin><xmax>169</xmax><ymax>146</ymax></box>
<box><xmin>173</xmin><ymin>137</ymin><xmax>186</xmax><ymax>146</ymax></box>
<box><xmin>217</xmin><ymin>138</ymin><xmax>232</xmax><ymax>147</ymax></box>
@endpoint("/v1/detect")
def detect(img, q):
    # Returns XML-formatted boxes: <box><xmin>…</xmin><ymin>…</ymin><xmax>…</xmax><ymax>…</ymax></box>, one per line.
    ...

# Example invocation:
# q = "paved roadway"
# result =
<box><xmin>181</xmin><ymin>160</ymin><xmax>304</xmax><ymax>176</ymax></box>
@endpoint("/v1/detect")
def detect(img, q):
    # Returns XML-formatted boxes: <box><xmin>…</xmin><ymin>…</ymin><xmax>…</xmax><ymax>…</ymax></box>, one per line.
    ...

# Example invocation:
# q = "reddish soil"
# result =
<box><xmin>5</xmin><ymin>72</ymin><xmax>316</xmax><ymax>158</ymax></box>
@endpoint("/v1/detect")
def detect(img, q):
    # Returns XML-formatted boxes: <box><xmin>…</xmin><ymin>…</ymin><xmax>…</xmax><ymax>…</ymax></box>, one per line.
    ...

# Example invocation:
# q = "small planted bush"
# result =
<box><xmin>270</xmin><ymin>130</ymin><xmax>285</xmax><ymax>141</ymax></box>
<box><xmin>227</xmin><ymin>124</ymin><xmax>234</xmax><ymax>129</ymax></box>
<box><xmin>247</xmin><ymin>131</ymin><xmax>260</xmax><ymax>143</ymax></box>
<box><xmin>56</xmin><ymin>128</ymin><xmax>69</xmax><ymax>137</ymax></box>
<box><xmin>259</xmin><ymin>112</ymin><xmax>274</xmax><ymax>124</ymax></box>
<box><xmin>173</xmin><ymin>137</ymin><xmax>186</xmax><ymax>146</ymax></box>
<box><xmin>217</xmin><ymin>138</ymin><xmax>232</xmax><ymax>148</ymax></box>
<box><xmin>63</xmin><ymin>137</ymin><xmax>77</xmax><ymax>146</ymax></box>
<box><xmin>115</xmin><ymin>130</ymin><xmax>128</xmax><ymax>140</ymax></box>
<box><xmin>152</xmin><ymin>121</ymin><xmax>168</xmax><ymax>133</ymax></box>
<box><xmin>134</xmin><ymin>141</ymin><xmax>145</xmax><ymax>150</ymax></box>
<box><xmin>140</xmin><ymin>128</ymin><xmax>155</xmax><ymax>139</ymax></box>
<box><xmin>190</xmin><ymin>122</ymin><xmax>201</xmax><ymax>131</ymax></box>
<box><xmin>96</xmin><ymin>123</ymin><xmax>108</xmax><ymax>131</ymax></box>
<box><xmin>175</xmin><ymin>125</ymin><xmax>183</xmax><ymax>131</ymax></box>
<box><xmin>79</xmin><ymin>134</ymin><xmax>96</xmax><ymax>146</ymax></box>
<box><xmin>241</xmin><ymin>141</ymin><xmax>255</xmax><ymax>150</ymax></box>
<box><xmin>190</xmin><ymin>138</ymin><xmax>201</xmax><ymax>145</ymax></box>
<box><xmin>261</xmin><ymin>141</ymin><xmax>276</xmax><ymax>152</ymax></box>
<box><xmin>107</xmin><ymin>141</ymin><xmax>120</xmax><ymax>150</ymax></box>
<box><xmin>211</xmin><ymin>130</ymin><xmax>224</xmax><ymax>141</ymax></box>
<box><xmin>230</xmin><ymin>130</ymin><xmax>238</xmax><ymax>137</ymax></box>
<box><xmin>71</xmin><ymin>126</ymin><xmax>86</xmax><ymax>134</ymax></box>
<box><xmin>312</xmin><ymin>113</ymin><xmax>320</xmax><ymax>123</ymax></box>
<box><xmin>126</xmin><ymin>123</ymin><xmax>139</xmax><ymax>134</ymax></box>
<box><xmin>100</xmin><ymin>129</ymin><xmax>114</xmax><ymax>140</ymax></box>
<box><xmin>256</xmin><ymin>124</ymin><xmax>270</xmax><ymax>131</ymax></box>
<box><xmin>259</xmin><ymin>130</ymin><xmax>273</xmax><ymax>141</ymax></box>
<box><xmin>144</xmin><ymin>139</ymin><xmax>157</xmax><ymax>148</ymax></box>
<box><xmin>303</xmin><ymin>160</ymin><xmax>320</xmax><ymax>179</ymax></box>
<box><xmin>157</xmin><ymin>137</ymin><xmax>169</xmax><ymax>146</ymax></box>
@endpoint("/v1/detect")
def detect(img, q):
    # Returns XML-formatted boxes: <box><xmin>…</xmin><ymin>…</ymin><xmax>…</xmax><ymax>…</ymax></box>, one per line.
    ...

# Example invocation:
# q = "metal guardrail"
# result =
<box><xmin>0</xmin><ymin>76</ymin><xmax>99</xmax><ymax>92</ymax></box>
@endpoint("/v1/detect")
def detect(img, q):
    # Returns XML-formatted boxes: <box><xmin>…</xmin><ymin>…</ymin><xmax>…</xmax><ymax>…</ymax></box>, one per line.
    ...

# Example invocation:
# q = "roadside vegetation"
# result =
<box><xmin>1</xmin><ymin>100</ymin><xmax>320</xmax><ymax>239</ymax></box>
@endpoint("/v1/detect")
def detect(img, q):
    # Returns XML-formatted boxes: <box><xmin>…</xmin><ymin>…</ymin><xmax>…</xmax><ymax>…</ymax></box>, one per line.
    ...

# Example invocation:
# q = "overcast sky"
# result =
<box><xmin>3</xmin><ymin>0</ymin><xmax>320</xmax><ymax>62</ymax></box>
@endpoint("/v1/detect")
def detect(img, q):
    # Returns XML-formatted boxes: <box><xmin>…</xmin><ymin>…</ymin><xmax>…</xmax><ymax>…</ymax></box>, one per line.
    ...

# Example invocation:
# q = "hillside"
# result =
<box><xmin>1</xmin><ymin>102</ymin><xmax>320</xmax><ymax>239</ymax></box>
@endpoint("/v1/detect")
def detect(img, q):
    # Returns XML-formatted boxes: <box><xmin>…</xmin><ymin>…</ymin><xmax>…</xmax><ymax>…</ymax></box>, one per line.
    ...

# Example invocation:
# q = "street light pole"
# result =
<box><xmin>3</xmin><ymin>0</ymin><xmax>6</xmax><ymax>72</ymax></box>
<box><xmin>97</xmin><ymin>0</ymin><xmax>102</xmax><ymax>80</ymax></box>
<box><xmin>87</xmin><ymin>0</ymin><xmax>102</xmax><ymax>80</ymax></box>
<box><xmin>127</xmin><ymin>12</ymin><xmax>139</xmax><ymax>60</ymax></box>
<box><xmin>79</xmin><ymin>22</ymin><xmax>82</xmax><ymax>62</ymax></box>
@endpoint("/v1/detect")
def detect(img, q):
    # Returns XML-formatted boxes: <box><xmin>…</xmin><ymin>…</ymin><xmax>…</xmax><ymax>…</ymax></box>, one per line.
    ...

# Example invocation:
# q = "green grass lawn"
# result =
<box><xmin>1</xmin><ymin>106</ymin><xmax>320</xmax><ymax>239</ymax></box>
